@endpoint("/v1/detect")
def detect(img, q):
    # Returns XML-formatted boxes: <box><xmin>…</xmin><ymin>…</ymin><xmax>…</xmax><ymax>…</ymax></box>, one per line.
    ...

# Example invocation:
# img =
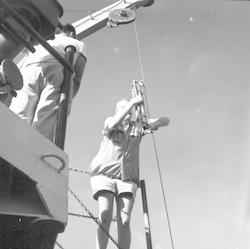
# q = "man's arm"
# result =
<box><xmin>72</xmin><ymin>53</ymin><xmax>87</xmax><ymax>98</ymax></box>
<box><xmin>107</xmin><ymin>95</ymin><xmax>143</xmax><ymax>131</ymax></box>
<box><xmin>148</xmin><ymin>117</ymin><xmax>170</xmax><ymax>131</ymax></box>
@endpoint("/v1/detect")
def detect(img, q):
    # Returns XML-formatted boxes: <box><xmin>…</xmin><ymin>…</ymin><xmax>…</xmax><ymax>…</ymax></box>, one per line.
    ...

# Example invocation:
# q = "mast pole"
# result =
<box><xmin>140</xmin><ymin>179</ymin><xmax>153</xmax><ymax>249</ymax></box>
<box><xmin>54</xmin><ymin>45</ymin><xmax>76</xmax><ymax>150</ymax></box>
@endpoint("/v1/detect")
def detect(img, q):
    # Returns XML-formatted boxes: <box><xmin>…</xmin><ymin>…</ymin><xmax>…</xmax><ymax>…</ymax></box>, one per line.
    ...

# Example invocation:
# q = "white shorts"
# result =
<box><xmin>90</xmin><ymin>175</ymin><xmax>138</xmax><ymax>200</ymax></box>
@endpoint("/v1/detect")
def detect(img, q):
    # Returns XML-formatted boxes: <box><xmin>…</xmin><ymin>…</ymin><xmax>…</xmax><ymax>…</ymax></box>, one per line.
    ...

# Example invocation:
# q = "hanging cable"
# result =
<box><xmin>133</xmin><ymin>21</ymin><xmax>175</xmax><ymax>249</ymax></box>
<box><xmin>133</xmin><ymin>21</ymin><xmax>145</xmax><ymax>81</ymax></box>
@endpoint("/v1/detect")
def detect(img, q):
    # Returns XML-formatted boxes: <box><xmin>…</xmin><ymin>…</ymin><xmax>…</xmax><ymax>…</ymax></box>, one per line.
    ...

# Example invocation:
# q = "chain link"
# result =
<box><xmin>69</xmin><ymin>167</ymin><xmax>90</xmax><ymax>174</ymax></box>
<box><xmin>68</xmin><ymin>188</ymin><xmax>121</xmax><ymax>249</ymax></box>
<box><xmin>68</xmin><ymin>212</ymin><xmax>93</xmax><ymax>219</ymax></box>
<box><xmin>56</xmin><ymin>169</ymin><xmax>122</xmax><ymax>249</ymax></box>
<box><xmin>55</xmin><ymin>241</ymin><xmax>65</xmax><ymax>249</ymax></box>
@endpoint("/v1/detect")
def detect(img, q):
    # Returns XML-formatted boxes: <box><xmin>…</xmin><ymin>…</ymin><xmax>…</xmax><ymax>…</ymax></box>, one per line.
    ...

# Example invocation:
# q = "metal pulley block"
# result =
<box><xmin>107</xmin><ymin>8</ymin><xmax>136</xmax><ymax>28</ymax></box>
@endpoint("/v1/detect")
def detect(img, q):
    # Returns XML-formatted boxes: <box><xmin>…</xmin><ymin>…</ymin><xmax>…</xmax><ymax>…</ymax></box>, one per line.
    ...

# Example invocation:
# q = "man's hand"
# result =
<box><xmin>131</xmin><ymin>95</ymin><xmax>144</xmax><ymax>106</ymax></box>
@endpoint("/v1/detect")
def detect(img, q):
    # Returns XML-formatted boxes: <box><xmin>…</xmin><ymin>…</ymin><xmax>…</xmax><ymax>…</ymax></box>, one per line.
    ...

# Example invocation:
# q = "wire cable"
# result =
<box><xmin>133</xmin><ymin>21</ymin><xmax>175</xmax><ymax>249</ymax></box>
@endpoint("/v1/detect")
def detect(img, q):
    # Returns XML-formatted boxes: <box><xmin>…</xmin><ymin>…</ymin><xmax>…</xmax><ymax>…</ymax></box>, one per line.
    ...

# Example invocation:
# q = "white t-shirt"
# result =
<box><xmin>21</xmin><ymin>34</ymin><xmax>86</xmax><ymax>68</ymax></box>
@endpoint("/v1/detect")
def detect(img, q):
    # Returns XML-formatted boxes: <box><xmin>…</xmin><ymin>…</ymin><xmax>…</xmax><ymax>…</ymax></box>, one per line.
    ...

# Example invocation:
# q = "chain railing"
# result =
<box><xmin>68</xmin><ymin>187</ymin><xmax>121</xmax><ymax>249</ymax></box>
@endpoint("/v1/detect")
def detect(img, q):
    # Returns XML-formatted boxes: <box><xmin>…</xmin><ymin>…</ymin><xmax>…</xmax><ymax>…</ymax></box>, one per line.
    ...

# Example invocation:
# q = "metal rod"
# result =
<box><xmin>140</xmin><ymin>180</ymin><xmax>153</xmax><ymax>249</ymax></box>
<box><xmin>132</xmin><ymin>80</ymin><xmax>141</xmax><ymax>121</ymax></box>
<box><xmin>131</xmin><ymin>80</ymin><xmax>148</xmax><ymax>127</ymax></box>
<box><xmin>0</xmin><ymin>18</ymin><xmax>36</xmax><ymax>53</ymax></box>
<box><xmin>1</xmin><ymin>0</ymin><xmax>74</xmax><ymax>73</ymax></box>
<box><xmin>54</xmin><ymin>45</ymin><xmax>76</xmax><ymax>150</ymax></box>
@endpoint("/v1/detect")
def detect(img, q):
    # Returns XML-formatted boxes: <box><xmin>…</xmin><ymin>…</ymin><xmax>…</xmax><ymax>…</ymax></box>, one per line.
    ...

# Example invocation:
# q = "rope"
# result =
<box><xmin>133</xmin><ymin>21</ymin><xmax>176</xmax><ymax>249</ymax></box>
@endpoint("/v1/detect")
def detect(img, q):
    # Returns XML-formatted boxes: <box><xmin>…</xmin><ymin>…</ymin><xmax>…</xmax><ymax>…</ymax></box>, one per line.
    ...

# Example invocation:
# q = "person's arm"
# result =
<box><xmin>148</xmin><ymin>117</ymin><xmax>170</xmax><ymax>131</ymax></box>
<box><xmin>107</xmin><ymin>95</ymin><xmax>143</xmax><ymax>131</ymax></box>
<box><xmin>72</xmin><ymin>53</ymin><xmax>87</xmax><ymax>98</ymax></box>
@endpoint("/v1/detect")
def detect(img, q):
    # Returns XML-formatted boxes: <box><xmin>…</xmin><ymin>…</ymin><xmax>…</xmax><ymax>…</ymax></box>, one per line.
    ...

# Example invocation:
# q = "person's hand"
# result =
<box><xmin>132</xmin><ymin>95</ymin><xmax>144</xmax><ymax>105</ymax></box>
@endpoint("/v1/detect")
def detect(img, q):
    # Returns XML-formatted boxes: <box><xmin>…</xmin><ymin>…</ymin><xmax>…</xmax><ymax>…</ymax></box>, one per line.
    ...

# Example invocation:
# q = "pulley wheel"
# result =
<box><xmin>108</xmin><ymin>9</ymin><xmax>136</xmax><ymax>25</ymax></box>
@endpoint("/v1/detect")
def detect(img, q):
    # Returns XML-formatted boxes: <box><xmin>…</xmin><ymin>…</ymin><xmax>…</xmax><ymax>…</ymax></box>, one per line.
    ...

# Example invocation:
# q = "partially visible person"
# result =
<box><xmin>88</xmin><ymin>95</ymin><xmax>170</xmax><ymax>249</ymax></box>
<box><xmin>9</xmin><ymin>23</ymin><xmax>87</xmax><ymax>142</ymax></box>
<box><xmin>0</xmin><ymin>59</ymin><xmax>23</xmax><ymax>107</ymax></box>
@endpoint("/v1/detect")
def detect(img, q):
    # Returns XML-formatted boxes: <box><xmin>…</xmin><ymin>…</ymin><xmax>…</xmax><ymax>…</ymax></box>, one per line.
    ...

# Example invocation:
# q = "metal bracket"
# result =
<box><xmin>41</xmin><ymin>153</ymin><xmax>66</xmax><ymax>173</ymax></box>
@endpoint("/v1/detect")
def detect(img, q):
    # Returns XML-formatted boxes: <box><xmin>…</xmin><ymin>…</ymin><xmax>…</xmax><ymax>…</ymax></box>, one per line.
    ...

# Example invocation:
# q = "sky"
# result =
<box><xmin>54</xmin><ymin>1</ymin><xmax>250</xmax><ymax>248</ymax></box>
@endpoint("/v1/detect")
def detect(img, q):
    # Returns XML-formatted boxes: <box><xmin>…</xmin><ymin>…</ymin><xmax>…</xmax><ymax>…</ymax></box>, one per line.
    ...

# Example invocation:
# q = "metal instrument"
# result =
<box><xmin>131</xmin><ymin>79</ymin><xmax>148</xmax><ymax>129</ymax></box>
